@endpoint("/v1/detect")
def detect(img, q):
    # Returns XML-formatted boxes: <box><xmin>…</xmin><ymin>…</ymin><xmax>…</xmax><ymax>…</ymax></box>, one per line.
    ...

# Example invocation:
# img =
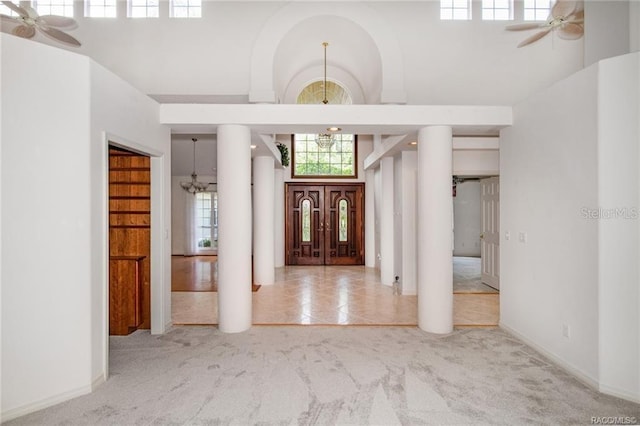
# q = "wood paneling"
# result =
<box><xmin>109</xmin><ymin>147</ymin><xmax>151</xmax><ymax>335</ymax></box>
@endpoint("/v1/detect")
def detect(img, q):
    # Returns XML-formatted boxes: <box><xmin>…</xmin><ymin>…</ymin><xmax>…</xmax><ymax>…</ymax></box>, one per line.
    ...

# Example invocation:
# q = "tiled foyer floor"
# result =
<box><xmin>171</xmin><ymin>258</ymin><xmax>499</xmax><ymax>327</ymax></box>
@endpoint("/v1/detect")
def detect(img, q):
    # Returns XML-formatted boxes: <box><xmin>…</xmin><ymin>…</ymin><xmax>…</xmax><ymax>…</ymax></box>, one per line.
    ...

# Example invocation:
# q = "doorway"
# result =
<box><xmin>286</xmin><ymin>183</ymin><xmax>364</xmax><ymax>265</ymax></box>
<box><xmin>108</xmin><ymin>146</ymin><xmax>151</xmax><ymax>335</ymax></box>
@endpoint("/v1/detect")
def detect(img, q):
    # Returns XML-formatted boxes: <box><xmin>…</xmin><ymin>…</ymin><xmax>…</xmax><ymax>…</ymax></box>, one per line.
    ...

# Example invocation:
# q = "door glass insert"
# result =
<box><xmin>301</xmin><ymin>199</ymin><xmax>311</xmax><ymax>242</ymax></box>
<box><xmin>339</xmin><ymin>199</ymin><xmax>348</xmax><ymax>242</ymax></box>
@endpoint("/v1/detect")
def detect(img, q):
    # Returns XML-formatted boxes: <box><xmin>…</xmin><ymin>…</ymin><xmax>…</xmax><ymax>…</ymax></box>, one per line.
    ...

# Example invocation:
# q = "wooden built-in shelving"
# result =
<box><xmin>108</xmin><ymin>146</ymin><xmax>151</xmax><ymax>335</ymax></box>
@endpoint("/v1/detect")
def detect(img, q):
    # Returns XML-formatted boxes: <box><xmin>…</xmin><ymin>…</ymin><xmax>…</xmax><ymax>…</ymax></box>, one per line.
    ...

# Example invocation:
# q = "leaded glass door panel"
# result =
<box><xmin>286</xmin><ymin>183</ymin><xmax>364</xmax><ymax>266</ymax></box>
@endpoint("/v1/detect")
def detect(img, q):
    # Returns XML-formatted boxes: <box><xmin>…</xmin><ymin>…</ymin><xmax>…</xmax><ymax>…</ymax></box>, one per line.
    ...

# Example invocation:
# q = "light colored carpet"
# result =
<box><xmin>8</xmin><ymin>326</ymin><xmax>639</xmax><ymax>425</ymax></box>
<box><xmin>453</xmin><ymin>256</ymin><xmax>498</xmax><ymax>293</ymax></box>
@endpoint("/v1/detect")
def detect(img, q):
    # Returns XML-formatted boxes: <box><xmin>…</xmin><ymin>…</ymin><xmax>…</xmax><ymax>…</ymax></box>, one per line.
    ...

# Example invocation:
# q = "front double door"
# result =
<box><xmin>286</xmin><ymin>183</ymin><xmax>364</xmax><ymax>265</ymax></box>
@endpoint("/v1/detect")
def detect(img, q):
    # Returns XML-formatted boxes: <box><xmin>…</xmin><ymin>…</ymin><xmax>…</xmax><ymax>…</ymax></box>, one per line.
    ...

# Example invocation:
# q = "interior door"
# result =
<box><xmin>286</xmin><ymin>183</ymin><xmax>364</xmax><ymax>265</ymax></box>
<box><xmin>480</xmin><ymin>176</ymin><xmax>500</xmax><ymax>289</ymax></box>
<box><xmin>286</xmin><ymin>185</ymin><xmax>325</xmax><ymax>265</ymax></box>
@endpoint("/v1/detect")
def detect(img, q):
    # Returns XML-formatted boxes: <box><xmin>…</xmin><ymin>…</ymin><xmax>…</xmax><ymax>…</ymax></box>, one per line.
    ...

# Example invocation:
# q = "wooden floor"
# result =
<box><xmin>171</xmin><ymin>256</ymin><xmax>499</xmax><ymax>327</ymax></box>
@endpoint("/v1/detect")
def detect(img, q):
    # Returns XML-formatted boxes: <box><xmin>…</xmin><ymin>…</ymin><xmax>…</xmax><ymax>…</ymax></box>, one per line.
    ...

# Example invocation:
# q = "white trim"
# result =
<box><xmin>500</xmin><ymin>322</ymin><xmax>600</xmax><ymax>392</ymax></box>
<box><xmin>1</xmin><ymin>383</ymin><xmax>93</xmax><ymax>422</ymax></box>
<box><xmin>598</xmin><ymin>384</ymin><xmax>640</xmax><ymax>404</ymax></box>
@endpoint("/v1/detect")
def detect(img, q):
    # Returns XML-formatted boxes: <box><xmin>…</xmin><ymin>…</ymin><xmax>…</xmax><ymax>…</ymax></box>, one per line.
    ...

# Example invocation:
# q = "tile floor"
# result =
<box><xmin>172</xmin><ymin>258</ymin><xmax>500</xmax><ymax>327</ymax></box>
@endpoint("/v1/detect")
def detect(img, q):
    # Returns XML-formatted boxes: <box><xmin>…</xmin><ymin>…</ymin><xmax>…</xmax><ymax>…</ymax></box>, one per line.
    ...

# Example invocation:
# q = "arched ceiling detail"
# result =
<box><xmin>249</xmin><ymin>2</ymin><xmax>406</xmax><ymax>104</ymax></box>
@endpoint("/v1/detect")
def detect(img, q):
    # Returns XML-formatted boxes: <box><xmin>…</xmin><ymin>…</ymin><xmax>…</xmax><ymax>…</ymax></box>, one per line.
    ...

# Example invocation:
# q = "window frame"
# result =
<box><xmin>33</xmin><ymin>0</ymin><xmax>75</xmax><ymax>17</ymax></box>
<box><xmin>291</xmin><ymin>134</ymin><xmax>358</xmax><ymax>179</ymax></box>
<box><xmin>440</xmin><ymin>0</ymin><xmax>473</xmax><ymax>21</ymax></box>
<box><xmin>481</xmin><ymin>0</ymin><xmax>513</xmax><ymax>21</ymax></box>
<box><xmin>523</xmin><ymin>0</ymin><xmax>551</xmax><ymax>21</ymax></box>
<box><xmin>127</xmin><ymin>0</ymin><xmax>159</xmax><ymax>18</ymax></box>
<box><xmin>84</xmin><ymin>0</ymin><xmax>117</xmax><ymax>18</ymax></box>
<box><xmin>169</xmin><ymin>0</ymin><xmax>201</xmax><ymax>18</ymax></box>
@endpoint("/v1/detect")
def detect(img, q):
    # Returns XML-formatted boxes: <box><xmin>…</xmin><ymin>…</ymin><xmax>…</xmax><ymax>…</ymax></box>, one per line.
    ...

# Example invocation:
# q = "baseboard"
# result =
<box><xmin>1</xmin><ymin>381</ymin><xmax>95</xmax><ymax>423</ymax></box>
<box><xmin>598</xmin><ymin>383</ymin><xmax>640</xmax><ymax>404</ymax></box>
<box><xmin>92</xmin><ymin>373</ymin><xmax>106</xmax><ymax>391</ymax></box>
<box><xmin>499</xmin><ymin>322</ymin><xmax>600</xmax><ymax>392</ymax></box>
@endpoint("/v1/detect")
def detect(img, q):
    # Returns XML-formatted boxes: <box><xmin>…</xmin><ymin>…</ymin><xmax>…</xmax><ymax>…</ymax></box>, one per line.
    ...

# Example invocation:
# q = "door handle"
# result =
<box><xmin>480</xmin><ymin>233</ymin><xmax>484</xmax><ymax>239</ymax></box>
<box><xmin>317</xmin><ymin>222</ymin><xmax>324</xmax><ymax>232</ymax></box>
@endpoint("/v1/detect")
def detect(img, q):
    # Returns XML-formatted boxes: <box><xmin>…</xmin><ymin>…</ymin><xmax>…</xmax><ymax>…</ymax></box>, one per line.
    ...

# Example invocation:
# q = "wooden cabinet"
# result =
<box><xmin>109</xmin><ymin>256</ymin><xmax>145</xmax><ymax>335</ymax></box>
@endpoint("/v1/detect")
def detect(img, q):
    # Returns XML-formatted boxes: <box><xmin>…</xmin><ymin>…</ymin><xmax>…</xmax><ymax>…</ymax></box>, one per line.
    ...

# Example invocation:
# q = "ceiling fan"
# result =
<box><xmin>0</xmin><ymin>0</ymin><xmax>81</xmax><ymax>46</ymax></box>
<box><xmin>506</xmin><ymin>0</ymin><xmax>583</xmax><ymax>48</ymax></box>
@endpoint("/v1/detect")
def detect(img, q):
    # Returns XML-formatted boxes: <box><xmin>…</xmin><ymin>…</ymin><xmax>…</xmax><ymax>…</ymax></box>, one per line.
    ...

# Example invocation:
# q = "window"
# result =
<box><xmin>170</xmin><ymin>0</ymin><xmax>201</xmax><ymax>18</ymax></box>
<box><xmin>292</xmin><ymin>134</ymin><xmax>357</xmax><ymax>178</ymax></box>
<box><xmin>482</xmin><ymin>0</ymin><xmax>512</xmax><ymax>20</ymax></box>
<box><xmin>34</xmin><ymin>0</ymin><xmax>74</xmax><ymax>17</ymax></box>
<box><xmin>85</xmin><ymin>0</ymin><xmax>116</xmax><ymax>17</ymax></box>
<box><xmin>440</xmin><ymin>0</ymin><xmax>472</xmax><ymax>20</ymax></box>
<box><xmin>128</xmin><ymin>0</ymin><xmax>158</xmax><ymax>18</ymax></box>
<box><xmin>195</xmin><ymin>192</ymin><xmax>218</xmax><ymax>251</ymax></box>
<box><xmin>524</xmin><ymin>0</ymin><xmax>551</xmax><ymax>21</ymax></box>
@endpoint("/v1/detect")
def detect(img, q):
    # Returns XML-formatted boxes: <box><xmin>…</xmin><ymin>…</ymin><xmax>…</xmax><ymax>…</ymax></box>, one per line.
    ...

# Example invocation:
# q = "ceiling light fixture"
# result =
<box><xmin>327</xmin><ymin>127</ymin><xmax>341</xmax><ymax>132</ymax></box>
<box><xmin>316</xmin><ymin>41</ymin><xmax>336</xmax><ymax>151</ymax></box>
<box><xmin>180</xmin><ymin>138</ymin><xmax>209</xmax><ymax>194</ymax></box>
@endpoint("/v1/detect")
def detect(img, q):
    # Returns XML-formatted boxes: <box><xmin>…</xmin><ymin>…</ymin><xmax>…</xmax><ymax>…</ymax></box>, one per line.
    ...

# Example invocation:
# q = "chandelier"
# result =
<box><xmin>316</xmin><ymin>41</ymin><xmax>335</xmax><ymax>151</ymax></box>
<box><xmin>180</xmin><ymin>138</ymin><xmax>209</xmax><ymax>194</ymax></box>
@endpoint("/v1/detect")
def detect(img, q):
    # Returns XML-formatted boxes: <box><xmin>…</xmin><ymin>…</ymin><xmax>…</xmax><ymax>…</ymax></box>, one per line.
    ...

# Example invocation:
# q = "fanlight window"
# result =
<box><xmin>296</xmin><ymin>81</ymin><xmax>352</xmax><ymax>105</ymax></box>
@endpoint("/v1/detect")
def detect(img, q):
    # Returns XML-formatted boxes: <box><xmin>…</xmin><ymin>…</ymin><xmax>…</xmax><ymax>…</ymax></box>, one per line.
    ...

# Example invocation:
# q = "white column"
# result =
<box><xmin>274</xmin><ymin>167</ymin><xmax>285</xmax><ymax>267</ymax></box>
<box><xmin>417</xmin><ymin>126</ymin><xmax>453</xmax><ymax>334</ymax></box>
<box><xmin>380</xmin><ymin>156</ymin><xmax>395</xmax><ymax>287</ymax></box>
<box><xmin>217</xmin><ymin>124</ymin><xmax>252</xmax><ymax>333</ymax></box>
<box><xmin>253</xmin><ymin>156</ymin><xmax>275</xmax><ymax>285</ymax></box>
<box><xmin>364</xmin><ymin>168</ymin><xmax>376</xmax><ymax>268</ymax></box>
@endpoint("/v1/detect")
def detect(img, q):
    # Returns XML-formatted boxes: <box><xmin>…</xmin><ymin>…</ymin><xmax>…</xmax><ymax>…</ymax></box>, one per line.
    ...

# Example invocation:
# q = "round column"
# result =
<box><xmin>364</xmin><ymin>168</ymin><xmax>376</xmax><ymax>268</ymax></box>
<box><xmin>417</xmin><ymin>126</ymin><xmax>453</xmax><ymax>334</ymax></box>
<box><xmin>274</xmin><ymin>167</ymin><xmax>285</xmax><ymax>268</ymax></box>
<box><xmin>253</xmin><ymin>156</ymin><xmax>275</xmax><ymax>285</ymax></box>
<box><xmin>217</xmin><ymin>124</ymin><xmax>252</xmax><ymax>333</ymax></box>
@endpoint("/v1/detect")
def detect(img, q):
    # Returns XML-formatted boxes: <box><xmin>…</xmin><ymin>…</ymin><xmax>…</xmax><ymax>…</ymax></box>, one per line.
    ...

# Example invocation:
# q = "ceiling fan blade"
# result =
<box><xmin>12</xmin><ymin>24</ymin><xmax>35</xmax><ymax>38</ymax></box>
<box><xmin>21</xmin><ymin>4</ymin><xmax>39</xmax><ymax>19</ymax></box>
<box><xmin>551</xmin><ymin>0</ymin><xmax>577</xmax><ymax>18</ymax></box>
<box><xmin>40</xmin><ymin>26</ymin><xmax>81</xmax><ymax>46</ymax></box>
<box><xmin>557</xmin><ymin>22</ymin><xmax>583</xmax><ymax>40</ymax></box>
<box><xmin>567</xmin><ymin>9</ymin><xmax>584</xmax><ymax>23</ymax></box>
<box><xmin>39</xmin><ymin>15</ymin><xmax>77</xmax><ymax>29</ymax></box>
<box><xmin>1</xmin><ymin>1</ymin><xmax>28</xmax><ymax>18</ymax></box>
<box><xmin>517</xmin><ymin>28</ymin><xmax>551</xmax><ymax>48</ymax></box>
<box><xmin>505</xmin><ymin>23</ymin><xmax>543</xmax><ymax>31</ymax></box>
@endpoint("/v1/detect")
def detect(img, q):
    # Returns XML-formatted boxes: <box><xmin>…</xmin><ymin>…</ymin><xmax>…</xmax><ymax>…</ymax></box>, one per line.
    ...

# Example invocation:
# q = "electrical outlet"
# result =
<box><xmin>519</xmin><ymin>232</ymin><xmax>527</xmax><ymax>243</ymax></box>
<box><xmin>562</xmin><ymin>324</ymin><xmax>571</xmax><ymax>339</ymax></box>
<box><xmin>505</xmin><ymin>231</ymin><xmax>510</xmax><ymax>241</ymax></box>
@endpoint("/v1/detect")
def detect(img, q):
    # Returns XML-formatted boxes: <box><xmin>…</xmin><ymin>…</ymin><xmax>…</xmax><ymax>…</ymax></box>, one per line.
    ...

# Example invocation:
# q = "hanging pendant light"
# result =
<box><xmin>316</xmin><ymin>41</ymin><xmax>336</xmax><ymax>151</ymax></box>
<box><xmin>180</xmin><ymin>138</ymin><xmax>209</xmax><ymax>194</ymax></box>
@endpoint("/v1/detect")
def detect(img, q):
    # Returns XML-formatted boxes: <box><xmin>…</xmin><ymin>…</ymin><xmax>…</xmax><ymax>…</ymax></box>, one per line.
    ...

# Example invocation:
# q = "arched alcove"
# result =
<box><xmin>249</xmin><ymin>2</ymin><xmax>406</xmax><ymax>104</ymax></box>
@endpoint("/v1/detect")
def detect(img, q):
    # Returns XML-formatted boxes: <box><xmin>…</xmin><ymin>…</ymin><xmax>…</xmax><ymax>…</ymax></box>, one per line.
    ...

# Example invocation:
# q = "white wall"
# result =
<box><xmin>501</xmin><ymin>52</ymin><xmax>640</xmax><ymax>402</ymax></box>
<box><xmin>596</xmin><ymin>53</ymin><xmax>639</xmax><ymax>402</ymax></box>
<box><xmin>1</xmin><ymin>34</ymin><xmax>171</xmax><ymax>421</ymax></box>
<box><xmin>1</xmin><ymin>35</ymin><xmax>93</xmax><ymax>420</ymax></box>
<box><xmin>453</xmin><ymin>181</ymin><xmax>481</xmax><ymax>257</ymax></box>
<box><xmin>453</xmin><ymin>150</ymin><xmax>499</xmax><ymax>176</ymax></box>
<box><xmin>584</xmin><ymin>1</ymin><xmax>631</xmax><ymax>67</ymax></box>
<box><xmin>61</xmin><ymin>1</ymin><xmax>582</xmax><ymax>107</ymax></box>
<box><xmin>500</xmin><ymin>62</ymin><xmax>600</xmax><ymax>387</ymax></box>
